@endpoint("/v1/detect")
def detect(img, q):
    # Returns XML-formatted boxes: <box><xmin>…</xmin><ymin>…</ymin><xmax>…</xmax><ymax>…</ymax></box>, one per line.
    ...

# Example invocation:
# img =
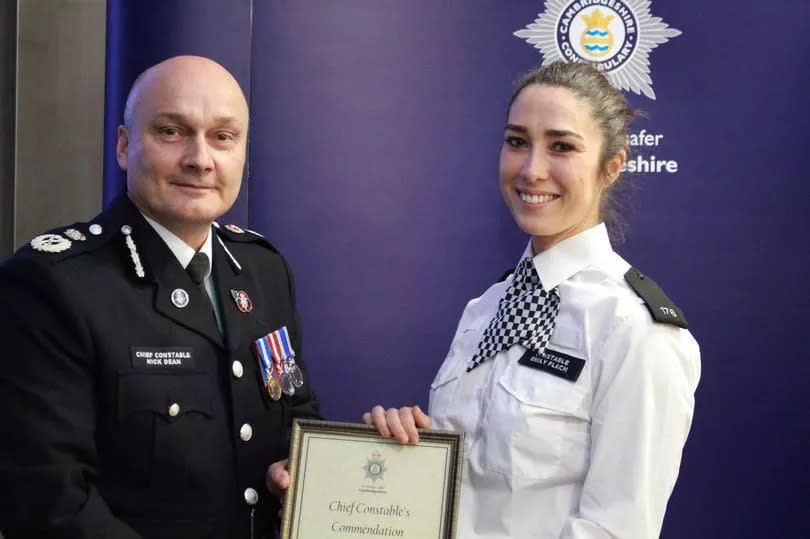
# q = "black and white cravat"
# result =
<box><xmin>468</xmin><ymin>257</ymin><xmax>560</xmax><ymax>372</ymax></box>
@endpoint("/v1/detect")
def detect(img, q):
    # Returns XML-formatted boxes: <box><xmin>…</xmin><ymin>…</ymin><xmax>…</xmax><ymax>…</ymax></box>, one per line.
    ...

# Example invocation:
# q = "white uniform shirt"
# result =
<box><xmin>141</xmin><ymin>213</ymin><xmax>224</xmax><ymax>332</ymax></box>
<box><xmin>429</xmin><ymin>224</ymin><xmax>700</xmax><ymax>538</ymax></box>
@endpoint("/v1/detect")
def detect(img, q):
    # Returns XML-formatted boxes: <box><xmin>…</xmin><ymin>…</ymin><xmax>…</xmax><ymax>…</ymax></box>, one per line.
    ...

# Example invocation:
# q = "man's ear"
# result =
<box><xmin>116</xmin><ymin>125</ymin><xmax>129</xmax><ymax>171</ymax></box>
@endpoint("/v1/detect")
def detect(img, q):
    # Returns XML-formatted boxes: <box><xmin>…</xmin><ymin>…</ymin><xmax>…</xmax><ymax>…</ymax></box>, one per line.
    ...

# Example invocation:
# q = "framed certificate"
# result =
<box><xmin>280</xmin><ymin>418</ymin><xmax>464</xmax><ymax>539</ymax></box>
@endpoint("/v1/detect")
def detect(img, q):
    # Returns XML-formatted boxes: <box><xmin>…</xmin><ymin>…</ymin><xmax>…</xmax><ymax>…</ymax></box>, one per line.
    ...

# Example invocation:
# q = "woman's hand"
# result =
<box><xmin>362</xmin><ymin>405</ymin><xmax>433</xmax><ymax>444</ymax></box>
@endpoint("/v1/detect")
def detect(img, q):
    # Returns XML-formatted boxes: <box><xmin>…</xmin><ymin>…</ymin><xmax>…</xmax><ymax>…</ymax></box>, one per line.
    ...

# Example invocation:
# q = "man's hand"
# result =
<box><xmin>266</xmin><ymin>458</ymin><xmax>290</xmax><ymax>497</ymax></box>
<box><xmin>362</xmin><ymin>405</ymin><xmax>432</xmax><ymax>444</ymax></box>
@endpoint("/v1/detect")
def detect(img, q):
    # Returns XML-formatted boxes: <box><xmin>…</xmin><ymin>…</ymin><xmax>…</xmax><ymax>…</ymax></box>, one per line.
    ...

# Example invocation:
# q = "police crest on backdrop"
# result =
<box><xmin>514</xmin><ymin>0</ymin><xmax>681</xmax><ymax>100</ymax></box>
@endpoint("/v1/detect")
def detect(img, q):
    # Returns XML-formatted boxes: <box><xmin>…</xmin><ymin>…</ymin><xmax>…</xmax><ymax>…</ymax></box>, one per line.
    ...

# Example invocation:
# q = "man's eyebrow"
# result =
<box><xmin>149</xmin><ymin>112</ymin><xmax>244</xmax><ymax>128</ymax></box>
<box><xmin>150</xmin><ymin>112</ymin><xmax>187</xmax><ymax>124</ymax></box>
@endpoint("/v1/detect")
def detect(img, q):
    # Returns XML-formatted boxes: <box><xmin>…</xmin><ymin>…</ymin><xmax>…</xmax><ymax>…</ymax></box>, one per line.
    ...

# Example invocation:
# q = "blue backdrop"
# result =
<box><xmin>104</xmin><ymin>1</ymin><xmax>810</xmax><ymax>537</ymax></box>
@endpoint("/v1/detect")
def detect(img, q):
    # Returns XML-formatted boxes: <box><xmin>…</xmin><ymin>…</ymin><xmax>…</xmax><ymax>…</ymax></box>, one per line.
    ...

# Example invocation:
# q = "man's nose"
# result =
<box><xmin>181</xmin><ymin>134</ymin><xmax>214</xmax><ymax>173</ymax></box>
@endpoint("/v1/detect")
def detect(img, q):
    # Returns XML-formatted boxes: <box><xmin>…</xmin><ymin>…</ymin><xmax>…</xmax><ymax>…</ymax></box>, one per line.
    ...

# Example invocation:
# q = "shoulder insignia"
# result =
<box><xmin>497</xmin><ymin>267</ymin><xmax>515</xmax><ymax>283</ymax></box>
<box><xmin>215</xmin><ymin>224</ymin><xmax>276</xmax><ymax>248</ymax></box>
<box><xmin>224</xmin><ymin>224</ymin><xmax>245</xmax><ymax>234</ymax></box>
<box><xmin>24</xmin><ymin>222</ymin><xmax>114</xmax><ymax>262</ymax></box>
<box><xmin>214</xmin><ymin>225</ymin><xmax>281</xmax><ymax>275</ymax></box>
<box><xmin>63</xmin><ymin>228</ymin><xmax>86</xmax><ymax>241</ymax></box>
<box><xmin>31</xmin><ymin>234</ymin><xmax>72</xmax><ymax>253</ymax></box>
<box><xmin>624</xmin><ymin>267</ymin><xmax>688</xmax><ymax>329</ymax></box>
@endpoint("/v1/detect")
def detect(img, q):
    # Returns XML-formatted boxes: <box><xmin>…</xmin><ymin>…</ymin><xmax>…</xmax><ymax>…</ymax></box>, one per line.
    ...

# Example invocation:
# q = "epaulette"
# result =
<box><xmin>23</xmin><ymin>221</ymin><xmax>115</xmax><ymax>263</ymax></box>
<box><xmin>624</xmin><ymin>267</ymin><xmax>688</xmax><ymax>329</ymax></box>
<box><xmin>497</xmin><ymin>267</ymin><xmax>515</xmax><ymax>283</ymax></box>
<box><xmin>213</xmin><ymin>222</ymin><xmax>279</xmax><ymax>253</ymax></box>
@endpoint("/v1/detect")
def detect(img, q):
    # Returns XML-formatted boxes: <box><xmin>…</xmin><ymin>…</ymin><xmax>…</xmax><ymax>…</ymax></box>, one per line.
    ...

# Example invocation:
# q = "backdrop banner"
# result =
<box><xmin>104</xmin><ymin>2</ymin><xmax>810</xmax><ymax>537</ymax></box>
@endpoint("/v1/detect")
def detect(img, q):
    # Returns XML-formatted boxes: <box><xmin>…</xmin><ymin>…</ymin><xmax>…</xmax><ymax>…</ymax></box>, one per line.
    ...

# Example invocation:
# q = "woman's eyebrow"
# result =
<box><xmin>504</xmin><ymin>124</ymin><xmax>584</xmax><ymax>141</ymax></box>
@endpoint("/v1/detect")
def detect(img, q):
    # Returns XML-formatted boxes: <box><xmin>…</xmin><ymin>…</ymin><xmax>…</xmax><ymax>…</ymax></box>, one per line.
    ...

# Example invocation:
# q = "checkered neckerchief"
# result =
<box><xmin>468</xmin><ymin>257</ymin><xmax>560</xmax><ymax>372</ymax></box>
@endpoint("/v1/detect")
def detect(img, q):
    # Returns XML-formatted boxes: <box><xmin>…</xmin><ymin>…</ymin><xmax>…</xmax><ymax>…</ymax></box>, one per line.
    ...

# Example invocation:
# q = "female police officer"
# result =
<box><xmin>363</xmin><ymin>61</ymin><xmax>700</xmax><ymax>538</ymax></box>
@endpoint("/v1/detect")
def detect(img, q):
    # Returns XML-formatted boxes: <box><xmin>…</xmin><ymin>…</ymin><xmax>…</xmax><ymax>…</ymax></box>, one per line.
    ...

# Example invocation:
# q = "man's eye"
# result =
<box><xmin>505</xmin><ymin>136</ymin><xmax>527</xmax><ymax>148</ymax></box>
<box><xmin>160</xmin><ymin>127</ymin><xmax>180</xmax><ymax>137</ymax></box>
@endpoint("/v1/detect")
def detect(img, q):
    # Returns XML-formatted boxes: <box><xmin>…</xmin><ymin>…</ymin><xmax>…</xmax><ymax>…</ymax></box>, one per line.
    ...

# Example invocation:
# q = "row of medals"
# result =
<box><xmin>265</xmin><ymin>357</ymin><xmax>304</xmax><ymax>401</ymax></box>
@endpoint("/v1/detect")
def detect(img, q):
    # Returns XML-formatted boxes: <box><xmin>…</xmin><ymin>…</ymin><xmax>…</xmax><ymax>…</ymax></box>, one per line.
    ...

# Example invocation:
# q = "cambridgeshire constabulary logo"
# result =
<box><xmin>363</xmin><ymin>451</ymin><xmax>387</xmax><ymax>483</ymax></box>
<box><xmin>514</xmin><ymin>0</ymin><xmax>681</xmax><ymax>99</ymax></box>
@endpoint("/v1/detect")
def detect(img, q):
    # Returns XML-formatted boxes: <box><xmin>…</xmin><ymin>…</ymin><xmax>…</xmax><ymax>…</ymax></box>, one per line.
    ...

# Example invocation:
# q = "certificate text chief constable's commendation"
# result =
<box><xmin>281</xmin><ymin>419</ymin><xmax>463</xmax><ymax>538</ymax></box>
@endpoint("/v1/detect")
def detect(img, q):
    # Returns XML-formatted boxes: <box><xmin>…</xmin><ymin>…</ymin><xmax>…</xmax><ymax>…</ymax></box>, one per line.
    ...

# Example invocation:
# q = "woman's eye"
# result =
<box><xmin>505</xmin><ymin>136</ymin><xmax>527</xmax><ymax>148</ymax></box>
<box><xmin>551</xmin><ymin>141</ymin><xmax>575</xmax><ymax>152</ymax></box>
<box><xmin>215</xmin><ymin>133</ymin><xmax>233</xmax><ymax>142</ymax></box>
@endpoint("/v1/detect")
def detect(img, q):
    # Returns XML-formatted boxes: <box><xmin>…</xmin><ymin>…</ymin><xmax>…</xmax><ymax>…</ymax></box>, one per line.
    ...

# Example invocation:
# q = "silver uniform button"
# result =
<box><xmin>168</xmin><ymin>403</ymin><xmax>180</xmax><ymax>417</ymax></box>
<box><xmin>88</xmin><ymin>224</ymin><xmax>102</xmax><ymax>235</ymax></box>
<box><xmin>232</xmin><ymin>360</ymin><xmax>244</xmax><ymax>378</ymax></box>
<box><xmin>239</xmin><ymin>423</ymin><xmax>253</xmax><ymax>441</ymax></box>
<box><xmin>120</xmin><ymin>225</ymin><xmax>132</xmax><ymax>235</ymax></box>
<box><xmin>244</xmin><ymin>487</ymin><xmax>258</xmax><ymax>505</ymax></box>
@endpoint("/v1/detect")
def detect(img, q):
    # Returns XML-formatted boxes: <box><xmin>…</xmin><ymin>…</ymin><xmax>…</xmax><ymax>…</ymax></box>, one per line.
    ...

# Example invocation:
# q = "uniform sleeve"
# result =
<box><xmin>278</xmin><ymin>255</ymin><xmax>322</xmax><ymax>428</ymax></box>
<box><xmin>560</xmin><ymin>315</ymin><xmax>701</xmax><ymax>538</ymax></box>
<box><xmin>0</xmin><ymin>258</ymin><xmax>141</xmax><ymax>538</ymax></box>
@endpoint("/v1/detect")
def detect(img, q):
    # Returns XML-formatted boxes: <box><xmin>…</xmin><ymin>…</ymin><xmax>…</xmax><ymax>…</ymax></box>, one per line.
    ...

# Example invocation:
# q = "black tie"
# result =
<box><xmin>186</xmin><ymin>252</ymin><xmax>210</xmax><ymax>289</ymax></box>
<box><xmin>186</xmin><ymin>251</ymin><xmax>221</xmax><ymax>333</ymax></box>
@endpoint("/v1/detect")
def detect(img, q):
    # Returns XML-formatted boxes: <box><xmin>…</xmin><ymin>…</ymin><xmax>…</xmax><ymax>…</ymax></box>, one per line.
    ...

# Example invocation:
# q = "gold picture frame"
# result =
<box><xmin>280</xmin><ymin>418</ymin><xmax>464</xmax><ymax>539</ymax></box>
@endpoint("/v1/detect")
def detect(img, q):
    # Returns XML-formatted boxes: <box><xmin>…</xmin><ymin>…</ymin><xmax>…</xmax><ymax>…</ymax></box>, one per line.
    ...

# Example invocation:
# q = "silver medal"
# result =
<box><xmin>280</xmin><ymin>372</ymin><xmax>295</xmax><ymax>396</ymax></box>
<box><xmin>286</xmin><ymin>357</ymin><xmax>304</xmax><ymax>388</ymax></box>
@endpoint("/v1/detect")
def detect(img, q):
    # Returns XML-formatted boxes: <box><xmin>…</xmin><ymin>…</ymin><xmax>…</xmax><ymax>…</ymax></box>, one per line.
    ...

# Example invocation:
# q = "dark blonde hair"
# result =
<box><xmin>508</xmin><ymin>61</ymin><xmax>642</xmax><ymax>240</ymax></box>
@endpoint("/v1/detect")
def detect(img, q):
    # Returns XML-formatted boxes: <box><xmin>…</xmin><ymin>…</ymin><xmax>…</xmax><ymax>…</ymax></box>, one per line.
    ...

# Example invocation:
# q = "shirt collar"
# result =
<box><xmin>140</xmin><ymin>213</ymin><xmax>213</xmax><ymax>278</ymax></box>
<box><xmin>520</xmin><ymin>223</ymin><xmax>614</xmax><ymax>290</ymax></box>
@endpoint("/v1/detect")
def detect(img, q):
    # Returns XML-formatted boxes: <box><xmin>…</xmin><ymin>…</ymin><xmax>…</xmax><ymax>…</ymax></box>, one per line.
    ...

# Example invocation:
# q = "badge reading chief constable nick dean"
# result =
<box><xmin>130</xmin><ymin>346</ymin><xmax>196</xmax><ymax>369</ymax></box>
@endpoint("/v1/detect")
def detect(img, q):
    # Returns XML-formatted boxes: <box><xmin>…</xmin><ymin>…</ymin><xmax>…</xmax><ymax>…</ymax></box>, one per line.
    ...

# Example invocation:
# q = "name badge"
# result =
<box><xmin>130</xmin><ymin>346</ymin><xmax>195</xmax><ymax>369</ymax></box>
<box><xmin>518</xmin><ymin>348</ymin><xmax>585</xmax><ymax>382</ymax></box>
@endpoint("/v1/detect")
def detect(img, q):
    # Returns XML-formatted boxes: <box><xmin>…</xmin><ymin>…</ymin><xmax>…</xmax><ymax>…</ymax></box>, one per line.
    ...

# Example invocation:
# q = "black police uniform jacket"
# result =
<box><xmin>0</xmin><ymin>195</ymin><xmax>321</xmax><ymax>538</ymax></box>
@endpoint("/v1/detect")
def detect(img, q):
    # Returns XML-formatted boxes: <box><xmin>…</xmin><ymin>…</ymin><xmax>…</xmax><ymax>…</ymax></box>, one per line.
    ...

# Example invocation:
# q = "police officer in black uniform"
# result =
<box><xmin>0</xmin><ymin>55</ymin><xmax>320</xmax><ymax>538</ymax></box>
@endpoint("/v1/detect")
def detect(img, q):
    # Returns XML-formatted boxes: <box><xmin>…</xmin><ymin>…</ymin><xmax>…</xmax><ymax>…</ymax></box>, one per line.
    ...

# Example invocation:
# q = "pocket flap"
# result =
<box><xmin>118</xmin><ymin>372</ymin><xmax>214</xmax><ymax>421</ymax></box>
<box><xmin>431</xmin><ymin>327</ymin><xmax>484</xmax><ymax>389</ymax></box>
<box><xmin>498</xmin><ymin>347</ymin><xmax>590</xmax><ymax>420</ymax></box>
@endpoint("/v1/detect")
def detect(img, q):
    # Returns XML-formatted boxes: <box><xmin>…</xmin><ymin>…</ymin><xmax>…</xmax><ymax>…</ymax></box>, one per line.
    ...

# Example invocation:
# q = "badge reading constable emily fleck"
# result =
<box><xmin>518</xmin><ymin>347</ymin><xmax>586</xmax><ymax>382</ymax></box>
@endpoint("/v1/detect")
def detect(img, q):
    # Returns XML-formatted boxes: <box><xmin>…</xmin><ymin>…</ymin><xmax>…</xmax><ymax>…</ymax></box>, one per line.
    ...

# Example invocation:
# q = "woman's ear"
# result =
<box><xmin>604</xmin><ymin>150</ymin><xmax>627</xmax><ymax>186</ymax></box>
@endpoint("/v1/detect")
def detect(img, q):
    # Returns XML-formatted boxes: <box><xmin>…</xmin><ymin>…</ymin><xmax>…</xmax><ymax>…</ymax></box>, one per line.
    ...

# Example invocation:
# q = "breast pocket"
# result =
<box><xmin>117</xmin><ymin>372</ymin><xmax>215</xmax><ymax>488</ymax></box>
<box><xmin>428</xmin><ymin>330</ymin><xmax>477</xmax><ymax>417</ymax></box>
<box><xmin>489</xmin><ymin>346</ymin><xmax>591</xmax><ymax>484</ymax></box>
<box><xmin>430</xmin><ymin>327</ymin><xmax>485</xmax><ymax>450</ymax></box>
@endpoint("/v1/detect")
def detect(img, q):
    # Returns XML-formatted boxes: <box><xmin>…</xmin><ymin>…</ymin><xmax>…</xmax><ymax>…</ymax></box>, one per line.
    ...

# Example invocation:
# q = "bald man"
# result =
<box><xmin>0</xmin><ymin>56</ymin><xmax>321</xmax><ymax>538</ymax></box>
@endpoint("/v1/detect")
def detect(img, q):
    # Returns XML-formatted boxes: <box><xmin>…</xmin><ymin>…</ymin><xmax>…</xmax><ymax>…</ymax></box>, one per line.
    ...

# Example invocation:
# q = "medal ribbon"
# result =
<box><xmin>253</xmin><ymin>337</ymin><xmax>276</xmax><ymax>385</ymax></box>
<box><xmin>266</xmin><ymin>331</ymin><xmax>288</xmax><ymax>377</ymax></box>
<box><xmin>277</xmin><ymin>326</ymin><xmax>297</xmax><ymax>372</ymax></box>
